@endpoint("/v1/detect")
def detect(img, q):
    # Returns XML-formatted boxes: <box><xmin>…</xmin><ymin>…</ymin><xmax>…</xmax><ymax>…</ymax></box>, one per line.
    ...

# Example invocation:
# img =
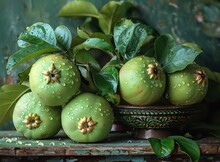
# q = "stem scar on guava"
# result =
<box><xmin>22</xmin><ymin>112</ymin><xmax>42</xmax><ymax>129</ymax></box>
<box><xmin>194</xmin><ymin>70</ymin><xmax>207</xmax><ymax>86</ymax></box>
<box><xmin>147</xmin><ymin>63</ymin><xmax>160</xmax><ymax>80</ymax></box>
<box><xmin>42</xmin><ymin>63</ymin><xmax>61</xmax><ymax>84</ymax></box>
<box><xmin>78</xmin><ymin>117</ymin><xmax>97</xmax><ymax>134</ymax></box>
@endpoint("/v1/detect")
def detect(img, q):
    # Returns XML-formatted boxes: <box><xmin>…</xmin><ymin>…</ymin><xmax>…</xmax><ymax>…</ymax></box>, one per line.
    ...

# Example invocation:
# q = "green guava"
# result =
<box><xmin>12</xmin><ymin>92</ymin><xmax>62</xmax><ymax>139</ymax></box>
<box><xmin>29</xmin><ymin>54</ymin><xmax>81</xmax><ymax>106</ymax></box>
<box><xmin>61</xmin><ymin>92</ymin><xmax>114</xmax><ymax>143</ymax></box>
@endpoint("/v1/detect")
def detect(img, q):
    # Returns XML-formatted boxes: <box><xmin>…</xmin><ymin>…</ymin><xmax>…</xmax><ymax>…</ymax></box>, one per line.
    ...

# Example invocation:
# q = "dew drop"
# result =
<box><xmin>16</xmin><ymin>141</ymin><xmax>22</xmax><ymax>145</ymax></box>
<box><xmin>62</xmin><ymin>83</ymin><xmax>66</xmax><ymax>86</ymax></box>
<box><xmin>49</xmin><ymin>117</ymin><xmax>53</xmax><ymax>120</ymax></box>
<box><xmin>100</xmin><ymin>113</ymin><xmax>104</xmax><ymax>116</ymax></box>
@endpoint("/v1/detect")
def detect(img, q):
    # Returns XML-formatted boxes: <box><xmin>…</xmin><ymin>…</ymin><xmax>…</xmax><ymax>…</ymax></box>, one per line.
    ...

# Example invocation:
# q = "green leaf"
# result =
<box><xmin>75</xmin><ymin>50</ymin><xmax>101</xmax><ymax>71</ymax></box>
<box><xmin>78</xmin><ymin>65</ymin><xmax>98</xmax><ymax>93</ymax></box>
<box><xmin>161</xmin><ymin>43</ymin><xmax>202</xmax><ymax>73</ymax></box>
<box><xmin>148</xmin><ymin>137</ymin><xmax>175</xmax><ymax>158</ymax></box>
<box><xmin>18</xmin><ymin>65</ymin><xmax>32</xmax><ymax>84</ymax></box>
<box><xmin>93</xmin><ymin>66</ymin><xmax>118</xmax><ymax>93</ymax></box>
<box><xmin>103</xmin><ymin>56</ymin><xmax>123</xmax><ymax>69</ymax></box>
<box><xmin>77</xmin><ymin>27</ymin><xmax>91</xmax><ymax>39</ymax></box>
<box><xmin>91</xmin><ymin>32</ymin><xmax>112</xmax><ymax>45</ymax></box>
<box><xmin>73</xmin><ymin>38</ymin><xmax>113</xmax><ymax>55</ymax></box>
<box><xmin>99</xmin><ymin>1</ymin><xmax>133</xmax><ymax>34</ymax></box>
<box><xmin>92</xmin><ymin>66</ymin><xmax>119</xmax><ymax>104</ymax></box>
<box><xmin>155</xmin><ymin>34</ymin><xmax>176</xmax><ymax>62</ymax></box>
<box><xmin>18</xmin><ymin>22</ymin><xmax>57</xmax><ymax>47</ymax></box>
<box><xmin>58</xmin><ymin>0</ymin><xmax>99</xmax><ymax>19</ymax></box>
<box><xmin>6</xmin><ymin>43</ymin><xmax>60</xmax><ymax>73</ymax></box>
<box><xmin>171</xmin><ymin>136</ymin><xmax>200</xmax><ymax>162</ymax></box>
<box><xmin>114</xmin><ymin>19</ymin><xmax>133</xmax><ymax>47</ymax></box>
<box><xmin>0</xmin><ymin>84</ymin><xmax>30</xmax><ymax>127</ymax></box>
<box><xmin>116</xmin><ymin>23</ymin><xmax>150</xmax><ymax>61</ymax></box>
<box><xmin>55</xmin><ymin>25</ymin><xmax>72</xmax><ymax>50</ymax></box>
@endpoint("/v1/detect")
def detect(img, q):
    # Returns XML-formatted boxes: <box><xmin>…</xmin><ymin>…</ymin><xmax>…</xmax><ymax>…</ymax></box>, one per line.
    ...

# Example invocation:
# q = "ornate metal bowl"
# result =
<box><xmin>112</xmin><ymin>104</ymin><xmax>205</xmax><ymax>138</ymax></box>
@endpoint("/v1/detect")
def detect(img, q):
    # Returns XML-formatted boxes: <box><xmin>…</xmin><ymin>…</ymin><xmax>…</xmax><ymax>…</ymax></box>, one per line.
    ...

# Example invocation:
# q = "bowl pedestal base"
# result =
<box><xmin>134</xmin><ymin>129</ymin><xmax>180</xmax><ymax>139</ymax></box>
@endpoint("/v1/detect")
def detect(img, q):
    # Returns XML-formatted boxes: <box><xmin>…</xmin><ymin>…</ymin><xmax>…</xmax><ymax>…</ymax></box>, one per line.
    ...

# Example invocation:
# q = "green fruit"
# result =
<box><xmin>61</xmin><ymin>93</ymin><xmax>114</xmax><ymax>143</ymax></box>
<box><xmin>12</xmin><ymin>92</ymin><xmax>62</xmax><ymax>139</ymax></box>
<box><xmin>119</xmin><ymin>56</ymin><xmax>166</xmax><ymax>105</ymax></box>
<box><xmin>167</xmin><ymin>64</ymin><xmax>208</xmax><ymax>105</ymax></box>
<box><xmin>29</xmin><ymin>54</ymin><xmax>81</xmax><ymax>106</ymax></box>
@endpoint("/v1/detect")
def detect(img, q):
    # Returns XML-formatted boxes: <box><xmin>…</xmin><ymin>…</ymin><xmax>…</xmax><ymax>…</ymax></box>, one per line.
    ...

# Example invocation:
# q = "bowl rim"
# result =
<box><xmin>112</xmin><ymin>103</ymin><xmax>206</xmax><ymax>110</ymax></box>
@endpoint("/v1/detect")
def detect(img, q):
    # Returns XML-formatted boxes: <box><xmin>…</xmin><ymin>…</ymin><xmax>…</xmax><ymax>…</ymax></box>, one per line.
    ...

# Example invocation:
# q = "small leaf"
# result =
<box><xmin>19</xmin><ymin>22</ymin><xmax>57</xmax><ymax>46</ymax></box>
<box><xmin>6</xmin><ymin>43</ymin><xmax>60</xmax><ymax>73</ymax></box>
<box><xmin>55</xmin><ymin>25</ymin><xmax>72</xmax><ymax>50</ymax></box>
<box><xmin>75</xmin><ymin>50</ymin><xmax>101</xmax><ymax>71</ymax></box>
<box><xmin>73</xmin><ymin>38</ymin><xmax>113</xmax><ymax>55</ymax></box>
<box><xmin>103</xmin><ymin>56</ymin><xmax>123</xmax><ymax>69</ymax></box>
<box><xmin>114</xmin><ymin>19</ymin><xmax>133</xmax><ymax>47</ymax></box>
<box><xmin>99</xmin><ymin>1</ymin><xmax>133</xmax><ymax>34</ymax></box>
<box><xmin>78</xmin><ymin>65</ymin><xmax>97</xmax><ymax>93</ymax></box>
<box><xmin>0</xmin><ymin>84</ymin><xmax>30</xmax><ymax>127</ymax></box>
<box><xmin>116</xmin><ymin>23</ymin><xmax>150</xmax><ymax>61</ymax></box>
<box><xmin>148</xmin><ymin>137</ymin><xmax>175</xmax><ymax>158</ymax></box>
<box><xmin>58</xmin><ymin>1</ymin><xmax>99</xmax><ymax>19</ymax></box>
<box><xmin>155</xmin><ymin>34</ymin><xmax>176</xmax><ymax>62</ymax></box>
<box><xmin>92</xmin><ymin>66</ymin><xmax>119</xmax><ymax>104</ymax></box>
<box><xmin>18</xmin><ymin>65</ymin><xmax>32</xmax><ymax>84</ymax></box>
<box><xmin>171</xmin><ymin>136</ymin><xmax>200</xmax><ymax>162</ymax></box>
<box><xmin>77</xmin><ymin>27</ymin><xmax>91</xmax><ymax>39</ymax></box>
<box><xmin>92</xmin><ymin>66</ymin><xmax>118</xmax><ymax>94</ymax></box>
<box><xmin>91</xmin><ymin>32</ymin><xmax>112</xmax><ymax>45</ymax></box>
<box><xmin>161</xmin><ymin>43</ymin><xmax>202</xmax><ymax>73</ymax></box>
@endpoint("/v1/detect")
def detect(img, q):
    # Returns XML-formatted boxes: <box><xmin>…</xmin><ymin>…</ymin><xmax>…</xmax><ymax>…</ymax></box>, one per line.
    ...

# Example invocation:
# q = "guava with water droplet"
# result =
<box><xmin>119</xmin><ymin>56</ymin><xmax>166</xmax><ymax>105</ymax></box>
<box><xmin>61</xmin><ymin>92</ymin><xmax>114</xmax><ymax>142</ymax></box>
<box><xmin>167</xmin><ymin>64</ymin><xmax>208</xmax><ymax>105</ymax></box>
<box><xmin>12</xmin><ymin>92</ymin><xmax>62</xmax><ymax>139</ymax></box>
<box><xmin>29</xmin><ymin>54</ymin><xmax>81</xmax><ymax>106</ymax></box>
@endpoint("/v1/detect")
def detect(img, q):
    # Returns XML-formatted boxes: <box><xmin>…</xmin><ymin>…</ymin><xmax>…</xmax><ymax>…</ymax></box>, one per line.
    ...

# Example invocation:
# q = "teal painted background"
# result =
<box><xmin>0</xmin><ymin>0</ymin><xmax>220</xmax><ymax>129</ymax></box>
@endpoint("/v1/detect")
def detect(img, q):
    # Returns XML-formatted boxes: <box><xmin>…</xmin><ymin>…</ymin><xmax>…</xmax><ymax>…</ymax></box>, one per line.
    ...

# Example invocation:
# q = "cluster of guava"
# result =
<box><xmin>119</xmin><ymin>55</ymin><xmax>208</xmax><ymax>106</ymax></box>
<box><xmin>13</xmin><ymin>54</ymin><xmax>114</xmax><ymax>142</ymax></box>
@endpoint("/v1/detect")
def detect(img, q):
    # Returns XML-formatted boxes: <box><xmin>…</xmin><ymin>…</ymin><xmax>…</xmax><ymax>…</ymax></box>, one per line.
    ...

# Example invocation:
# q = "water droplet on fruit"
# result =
<box><xmin>45</xmin><ymin>108</ymin><xmax>49</xmax><ymax>112</ymax></box>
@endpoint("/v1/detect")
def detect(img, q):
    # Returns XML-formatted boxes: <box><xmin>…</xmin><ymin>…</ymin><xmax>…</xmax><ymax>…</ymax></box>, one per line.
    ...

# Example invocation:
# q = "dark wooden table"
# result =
<box><xmin>0</xmin><ymin>131</ymin><xmax>220</xmax><ymax>162</ymax></box>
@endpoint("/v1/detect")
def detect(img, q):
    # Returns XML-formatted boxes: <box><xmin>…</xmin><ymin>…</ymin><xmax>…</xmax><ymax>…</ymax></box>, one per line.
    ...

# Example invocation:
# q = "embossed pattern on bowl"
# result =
<box><xmin>113</xmin><ymin>104</ymin><xmax>204</xmax><ymax>129</ymax></box>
